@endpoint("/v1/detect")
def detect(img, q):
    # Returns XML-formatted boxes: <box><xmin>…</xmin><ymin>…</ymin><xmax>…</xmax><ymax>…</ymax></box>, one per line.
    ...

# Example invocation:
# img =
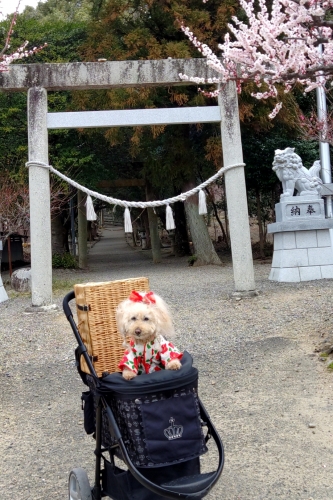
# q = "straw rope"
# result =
<box><xmin>25</xmin><ymin>160</ymin><xmax>245</xmax><ymax>209</ymax></box>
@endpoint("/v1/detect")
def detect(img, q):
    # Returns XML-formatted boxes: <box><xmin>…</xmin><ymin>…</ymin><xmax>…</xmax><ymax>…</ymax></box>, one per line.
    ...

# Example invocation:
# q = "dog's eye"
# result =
<box><xmin>144</xmin><ymin>317</ymin><xmax>149</xmax><ymax>321</ymax></box>
<box><xmin>131</xmin><ymin>316</ymin><xmax>136</xmax><ymax>321</ymax></box>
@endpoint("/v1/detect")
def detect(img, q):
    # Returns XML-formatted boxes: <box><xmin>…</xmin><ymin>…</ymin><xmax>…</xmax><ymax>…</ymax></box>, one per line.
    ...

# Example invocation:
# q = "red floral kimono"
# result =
<box><xmin>118</xmin><ymin>335</ymin><xmax>183</xmax><ymax>375</ymax></box>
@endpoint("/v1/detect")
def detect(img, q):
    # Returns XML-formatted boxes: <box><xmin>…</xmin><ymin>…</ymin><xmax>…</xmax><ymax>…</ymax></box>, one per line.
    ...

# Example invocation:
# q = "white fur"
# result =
<box><xmin>116</xmin><ymin>292</ymin><xmax>175</xmax><ymax>343</ymax></box>
<box><xmin>116</xmin><ymin>292</ymin><xmax>181</xmax><ymax>379</ymax></box>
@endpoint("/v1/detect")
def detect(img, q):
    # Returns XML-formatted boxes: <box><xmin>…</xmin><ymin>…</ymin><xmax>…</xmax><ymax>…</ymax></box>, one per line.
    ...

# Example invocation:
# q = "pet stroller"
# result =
<box><xmin>63</xmin><ymin>277</ymin><xmax>224</xmax><ymax>500</ymax></box>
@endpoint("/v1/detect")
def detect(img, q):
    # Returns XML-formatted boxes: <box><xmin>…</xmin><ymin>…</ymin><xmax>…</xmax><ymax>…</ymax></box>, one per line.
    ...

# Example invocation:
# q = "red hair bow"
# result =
<box><xmin>129</xmin><ymin>290</ymin><xmax>156</xmax><ymax>304</ymax></box>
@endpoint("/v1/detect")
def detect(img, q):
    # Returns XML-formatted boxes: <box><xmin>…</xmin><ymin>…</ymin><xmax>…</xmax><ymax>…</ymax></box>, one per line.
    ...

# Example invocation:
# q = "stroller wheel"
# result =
<box><xmin>68</xmin><ymin>468</ymin><xmax>92</xmax><ymax>500</ymax></box>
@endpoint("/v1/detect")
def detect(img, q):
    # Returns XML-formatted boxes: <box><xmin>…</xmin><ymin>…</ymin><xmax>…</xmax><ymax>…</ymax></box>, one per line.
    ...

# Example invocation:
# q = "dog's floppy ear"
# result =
<box><xmin>153</xmin><ymin>294</ymin><xmax>175</xmax><ymax>338</ymax></box>
<box><xmin>115</xmin><ymin>299</ymin><xmax>129</xmax><ymax>336</ymax></box>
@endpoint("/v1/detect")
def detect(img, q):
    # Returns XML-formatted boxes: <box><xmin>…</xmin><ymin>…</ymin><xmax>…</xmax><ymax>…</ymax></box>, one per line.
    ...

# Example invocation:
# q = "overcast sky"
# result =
<box><xmin>0</xmin><ymin>0</ymin><xmax>45</xmax><ymax>18</ymax></box>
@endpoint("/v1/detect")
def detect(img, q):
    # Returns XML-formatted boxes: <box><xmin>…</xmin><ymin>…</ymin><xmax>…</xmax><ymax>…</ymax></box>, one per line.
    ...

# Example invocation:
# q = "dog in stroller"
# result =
<box><xmin>116</xmin><ymin>290</ymin><xmax>183</xmax><ymax>380</ymax></box>
<box><xmin>63</xmin><ymin>278</ymin><xmax>224</xmax><ymax>500</ymax></box>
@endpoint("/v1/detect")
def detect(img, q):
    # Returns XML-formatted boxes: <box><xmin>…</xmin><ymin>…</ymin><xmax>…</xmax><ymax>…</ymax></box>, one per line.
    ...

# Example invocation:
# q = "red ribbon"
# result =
<box><xmin>129</xmin><ymin>290</ymin><xmax>156</xmax><ymax>304</ymax></box>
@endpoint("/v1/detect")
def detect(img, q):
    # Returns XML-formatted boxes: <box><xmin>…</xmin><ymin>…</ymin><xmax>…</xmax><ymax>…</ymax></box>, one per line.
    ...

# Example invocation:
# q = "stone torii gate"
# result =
<box><xmin>0</xmin><ymin>58</ymin><xmax>256</xmax><ymax>309</ymax></box>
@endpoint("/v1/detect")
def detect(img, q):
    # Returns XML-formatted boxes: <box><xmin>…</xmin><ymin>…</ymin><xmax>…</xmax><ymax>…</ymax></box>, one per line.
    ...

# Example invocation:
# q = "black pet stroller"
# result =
<box><xmin>63</xmin><ymin>277</ymin><xmax>224</xmax><ymax>500</ymax></box>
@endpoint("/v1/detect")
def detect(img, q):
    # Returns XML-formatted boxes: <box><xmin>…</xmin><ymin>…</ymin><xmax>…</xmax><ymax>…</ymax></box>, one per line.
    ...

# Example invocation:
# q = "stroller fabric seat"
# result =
<box><xmin>91</xmin><ymin>352</ymin><xmax>208</xmax><ymax>468</ymax></box>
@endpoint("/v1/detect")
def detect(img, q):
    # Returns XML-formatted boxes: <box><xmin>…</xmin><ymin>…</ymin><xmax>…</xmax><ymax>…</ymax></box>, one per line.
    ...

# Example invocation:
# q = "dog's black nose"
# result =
<box><xmin>135</xmin><ymin>328</ymin><xmax>141</xmax><ymax>336</ymax></box>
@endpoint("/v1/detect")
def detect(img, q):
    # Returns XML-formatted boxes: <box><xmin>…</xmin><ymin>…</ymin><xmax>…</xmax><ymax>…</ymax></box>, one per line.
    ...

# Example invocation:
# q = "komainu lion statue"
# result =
<box><xmin>272</xmin><ymin>147</ymin><xmax>322</xmax><ymax>199</ymax></box>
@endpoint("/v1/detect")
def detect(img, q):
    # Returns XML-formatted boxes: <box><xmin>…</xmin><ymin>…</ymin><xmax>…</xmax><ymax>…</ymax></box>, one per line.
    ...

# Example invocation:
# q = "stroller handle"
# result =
<box><xmin>63</xmin><ymin>290</ymin><xmax>75</xmax><ymax>319</ymax></box>
<box><xmin>63</xmin><ymin>291</ymin><xmax>98</xmax><ymax>378</ymax></box>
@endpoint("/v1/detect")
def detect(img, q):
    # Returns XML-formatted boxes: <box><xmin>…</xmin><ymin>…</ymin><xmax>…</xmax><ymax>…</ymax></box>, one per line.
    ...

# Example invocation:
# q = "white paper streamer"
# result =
<box><xmin>166</xmin><ymin>204</ymin><xmax>175</xmax><ymax>230</ymax></box>
<box><xmin>198</xmin><ymin>189</ymin><xmax>208</xmax><ymax>215</ymax></box>
<box><xmin>124</xmin><ymin>207</ymin><xmax>133</xmax><ymax>233</ymax></box>
<box><xmin>86</xmin><ymin>194</ymin><xmax>97</xmax><ymax>221</ymax></box>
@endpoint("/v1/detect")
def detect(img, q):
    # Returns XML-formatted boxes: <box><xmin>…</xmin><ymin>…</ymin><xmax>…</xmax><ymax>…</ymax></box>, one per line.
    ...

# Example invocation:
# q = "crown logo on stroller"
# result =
<box><xmin>164</xmin><ymin>417</ymin><xmax>183</xmax><ymax>440</ymax></box>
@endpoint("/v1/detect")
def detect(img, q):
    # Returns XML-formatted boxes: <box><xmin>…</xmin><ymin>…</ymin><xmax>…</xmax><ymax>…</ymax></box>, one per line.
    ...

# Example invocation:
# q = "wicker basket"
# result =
<box><xmin>74</xmin><ymin>277</ymin><xmax>150</xmax><ymax>377</ymax></box>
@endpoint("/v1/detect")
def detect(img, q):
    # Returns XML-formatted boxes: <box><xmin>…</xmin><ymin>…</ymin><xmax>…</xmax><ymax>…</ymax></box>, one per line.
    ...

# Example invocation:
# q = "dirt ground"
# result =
<box><xmin>1</xmin><ymin>228</ymin><xmax>333</xmax><ymax>500</ymax></box>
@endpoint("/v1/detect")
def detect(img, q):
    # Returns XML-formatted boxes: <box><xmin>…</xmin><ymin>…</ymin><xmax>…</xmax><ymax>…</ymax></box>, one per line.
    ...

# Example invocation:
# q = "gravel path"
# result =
<box><xmin>1</xmin><ymin>227</ymin><xmax>333</xmax><ymax>500</ymax></box>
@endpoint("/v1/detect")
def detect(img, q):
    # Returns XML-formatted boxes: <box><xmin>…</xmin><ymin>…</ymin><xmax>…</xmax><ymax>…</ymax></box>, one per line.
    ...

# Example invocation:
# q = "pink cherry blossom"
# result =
<box><xmin>180</xmin><ymin>0</ymin><xmax>333</xmax><ymax>118</ymax></box>
<box><xmin>0</xmin><ymin>1</ymin><xmax>46</xmax><ymax>72</ymax></box>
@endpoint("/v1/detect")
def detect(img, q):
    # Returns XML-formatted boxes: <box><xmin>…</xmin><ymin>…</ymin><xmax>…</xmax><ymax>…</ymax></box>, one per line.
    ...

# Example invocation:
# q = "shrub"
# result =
<box><xmin>188</xmin><ymin>254</ymin><xmax>198</xmax><ymax>266</ymax></box>
<box><xmin>52</xmin><ymin>252</ymin><xmax>78</xmax><ymax>269</ymax></box>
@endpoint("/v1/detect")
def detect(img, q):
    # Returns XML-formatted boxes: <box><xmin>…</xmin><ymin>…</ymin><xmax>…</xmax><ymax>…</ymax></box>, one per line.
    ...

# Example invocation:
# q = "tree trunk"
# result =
<box><xmin>141</xmin><ymin>209</ymin><xmax>151</xmax><ymax>249</ymax></box>
<box><xmin>146</xmin><ymin>183</ymin><xmax>161</xmax><ymax>263</ymax></box>
<box><xmin>51</xmin><ymin>213</ymin><xmax>66</xmax><ymax>255</ymax></box>
<box><xmin>184</xmin><ymin>180</ymin><xmax>222</xmax><ymax>266</ymax></box>
<box><xmin>173</xmin><ymin>201</ymin><xmax>190</xmax><ymax>257</ymax></box>
<box><xmin>147</xmin><ymin>208</ymin><xmax>161</xmax><ymax>262</ymax></box>
<box><xmin>205</xmin><ymin>187</ymin><xmax>230</xmax><ymax>250</ymax></box>
<box><xmin>78</xmin><ymin>191</ymin><xmax>88</xmax><ymax>269</ymax></box>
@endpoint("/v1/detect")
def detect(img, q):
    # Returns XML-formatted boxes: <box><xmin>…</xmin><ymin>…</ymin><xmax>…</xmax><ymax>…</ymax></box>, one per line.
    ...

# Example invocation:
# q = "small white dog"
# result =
<box><xmin>116</xmin><ymin>290</ymin><xmax>183</xmax><ymax>380</ymax></box>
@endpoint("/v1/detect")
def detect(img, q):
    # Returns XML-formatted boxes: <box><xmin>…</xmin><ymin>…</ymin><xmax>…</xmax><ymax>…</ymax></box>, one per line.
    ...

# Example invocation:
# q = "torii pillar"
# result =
<box><xmin>219</xmin><ymin>83</ymin><xmax>256</xmax><ymax>294</ymax></box>
<box><xmin>26</xmin><ymin>87</ymin><xmax>56</xmax><ymax>310</ymax></box>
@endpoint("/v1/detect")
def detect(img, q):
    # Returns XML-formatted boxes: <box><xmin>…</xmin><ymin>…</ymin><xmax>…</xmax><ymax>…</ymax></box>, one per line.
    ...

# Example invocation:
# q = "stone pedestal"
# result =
<box><xmin>275</xmin><ymin>196</ymin><xmax>325</xmax><ymax>222</ymax></box>
<box><xmin>11</xmin><ymin>268</ymin><xmax>31</xmax><ymax>293</ymax></box>
<box><xmin>268</xmin><ymin>198</ymin><xmax>333</xmax><ymax>282</ymax></box>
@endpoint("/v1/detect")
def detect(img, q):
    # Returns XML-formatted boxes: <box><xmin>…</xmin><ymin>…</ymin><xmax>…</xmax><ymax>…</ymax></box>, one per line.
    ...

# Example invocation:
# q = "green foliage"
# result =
<box><xmin>0</xmin><ymin>92</ymin><xmax>29</xmax><ymax>177</ymax></box>
<box><xmin>0</xmin><ymin>1</ymin><xmax>154</xmax><ymax>190</ymax></box>
<box><xmin>52</xmin><ymin>252</ymin><xmax>78</xmax><ymax>268</ymax></box>
<box><xmin>0</xmin><ymin>7</ymin><xmax>117</xmax><ymax>187</ymax></box>
<box><xmin>188</xmin><ymin>254</ymin><xmax>198</xmax><ymax>266</ymax></box>
<box><xmin>22</xmin><ymin>0</ymin><xmax>93</xmax><ymax>23</ymax></box>
<box><xmin>243</xmin><ymin>127</ymin><xmax>319</xmax><ymax>194</ymax></box>
<box><xmin>8</xmin><ymin>17</ymin><xmax>88</xmax><ymax>63</ymax></box>
<box><xmin>80</xmin><ymin>0</ymin><xmax>240</xmax><ymax>70</ymax></box>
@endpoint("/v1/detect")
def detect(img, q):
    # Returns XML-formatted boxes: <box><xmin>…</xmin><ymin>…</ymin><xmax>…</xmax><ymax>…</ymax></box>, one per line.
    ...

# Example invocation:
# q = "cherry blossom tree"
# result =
<box><xmin>180</xmin><ymin>0</ymin><xmax>333</xmax><ymax>118</ymax></box>
<box><xmin>0</xmin><ymin>0</ymin><xmax>46</xmax><ymax>72</ymax></box>
<box><xmin>299</xmin><ymin>103</ymin><xmax>333</xmax><ymax>145</ymax></box>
